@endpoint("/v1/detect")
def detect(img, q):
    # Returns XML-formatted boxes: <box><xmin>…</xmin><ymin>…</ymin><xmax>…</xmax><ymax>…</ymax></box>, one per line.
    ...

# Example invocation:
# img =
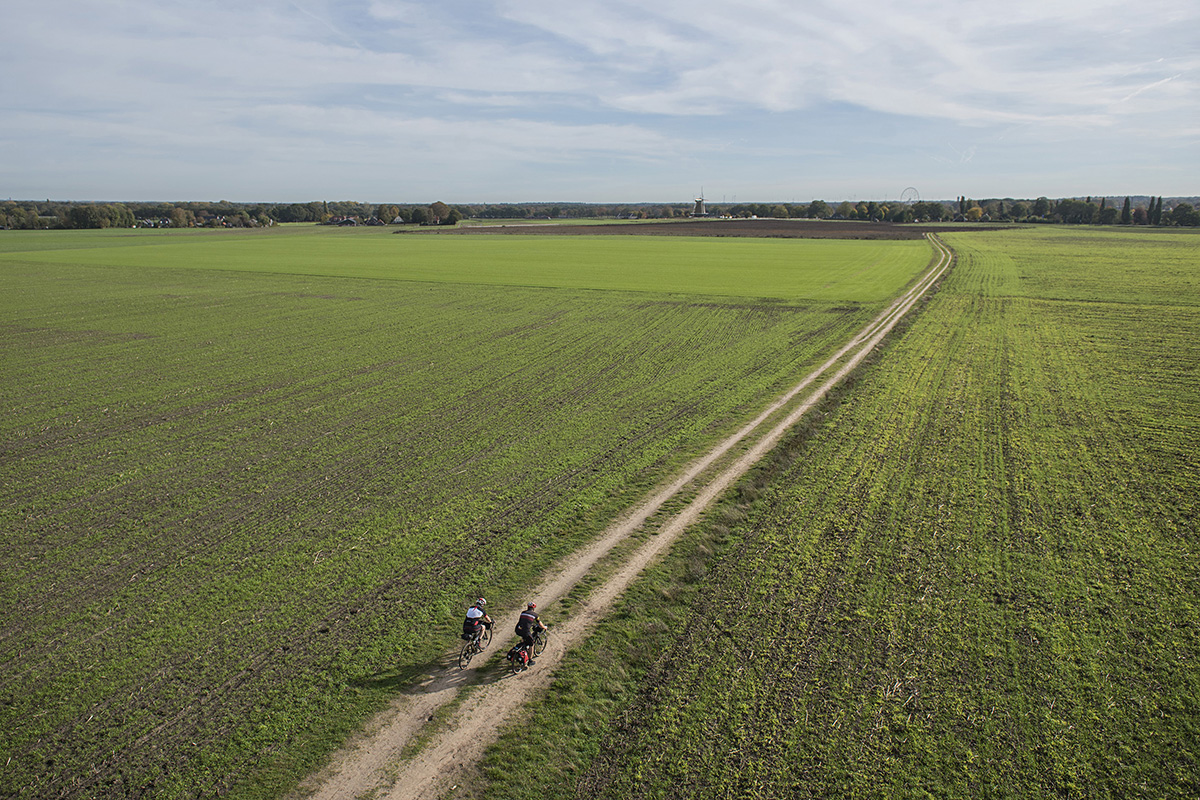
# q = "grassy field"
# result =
<box><xmin>475</xmin><ymin>226</ymin><xmax>1200</xmax><ymax>799</ymax></box>
<box><xmin>0</xmin><ymin>226</ymin><xmax>928</xmax><ymax>301</ymax></box>
<box><xmin>0</xmin><ymin>226</ymin><xmax>933</xmax><ymax>797</ymax></box>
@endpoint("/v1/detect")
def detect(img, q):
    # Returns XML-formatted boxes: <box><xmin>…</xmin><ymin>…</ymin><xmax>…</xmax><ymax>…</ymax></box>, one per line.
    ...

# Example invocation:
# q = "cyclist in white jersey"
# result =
<box><xmin>462</xmin><ymin>598</ymin><xmax>493</xmax><ymax>641</ymax></box>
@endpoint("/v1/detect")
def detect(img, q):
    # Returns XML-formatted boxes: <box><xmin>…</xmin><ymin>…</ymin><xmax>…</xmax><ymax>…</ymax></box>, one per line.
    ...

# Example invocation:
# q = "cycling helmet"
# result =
<box><xmin>527</xmin><ymin>602</ymin><xmax>536</xmax><ymax>610</ymax></box>
<box><xmin>475</xmin><ymin>597</ymin><xmax>487</xmax><ymax>606</ymax></box>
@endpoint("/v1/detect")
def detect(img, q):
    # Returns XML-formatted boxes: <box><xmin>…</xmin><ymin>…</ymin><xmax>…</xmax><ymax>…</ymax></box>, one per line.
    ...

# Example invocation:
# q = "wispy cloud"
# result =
<box><xmin>1</xmin><ymin>0</ymin><xmax>1196</xmax><ymax>200</ymax></box>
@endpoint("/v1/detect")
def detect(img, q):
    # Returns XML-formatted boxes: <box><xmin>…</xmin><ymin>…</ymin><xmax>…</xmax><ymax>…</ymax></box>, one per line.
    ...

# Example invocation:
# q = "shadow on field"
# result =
<box><xmin>352</xmin><ymin>647</ymin><xmax>513</xmax><ymax>696</ymax></box>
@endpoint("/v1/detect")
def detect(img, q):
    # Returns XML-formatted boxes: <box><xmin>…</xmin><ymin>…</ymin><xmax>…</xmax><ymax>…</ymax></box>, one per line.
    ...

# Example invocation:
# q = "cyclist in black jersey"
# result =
<box><xmin>514</xmin><ymin>602</ymin><xmax>547</xmax><ymax>664</ymax></box>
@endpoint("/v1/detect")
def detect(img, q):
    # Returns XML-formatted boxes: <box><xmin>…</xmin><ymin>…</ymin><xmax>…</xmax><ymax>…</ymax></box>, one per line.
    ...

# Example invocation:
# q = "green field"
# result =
<box><xmin>477</xmin><ymin>227</ymin><xmax>1200</xmax><ymax>798</ymax></box>
<box><xmin>0</xmin><ymin>226</ymin><xmax>927</xmax><ymax>301</ymax></box>
<box><xmin>0</xmin><ymin>226</ymin><xmax>933</xmax><ymax>797</ymax></box>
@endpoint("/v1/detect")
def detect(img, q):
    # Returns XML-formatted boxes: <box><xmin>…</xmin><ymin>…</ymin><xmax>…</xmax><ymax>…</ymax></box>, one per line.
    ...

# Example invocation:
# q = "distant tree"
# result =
<box><xmin>966</xmin><ymin>206</ymin><xmax>984</xmax><ymax>222</ymax></box>
<box><xmin>1170</xmin><ymin>202</ymin><xmax>1200</xmax><ymax>226</ymax></box>
<box><xmin>1054</xmin><ymin>198</ymin><xmax>1096</xmax><ymax>224</ymax></box>
<box><xmin>0</xmin><ymin>203</ymin><xmax>42</xmax><ymax>229</ymax></box>
<box><xmin>1121</xmin><ymin>197</ymin><xmax>1132</xmax><ymax>225</ymax></box>
<box><xmin>1010</xmin><ymin>201</ymin><xmax>1030</xmax><ymax>220</ymax></box>
<box><xmin>429</xmin><ymin>201</ymin><xmax>451</xmax><ymax>224</ymax></box>
<box><xmin>64</xmin><ymin>203</ymin><xmax>132</xmax><ymax>229</ymax></box>
<box><xmin>808</xmin><ymin>200</ymin><xmax>831</xmax><ymax>219</ymax></box>
<box><xmin>120</xmin><ymin>204</ymin><xmax>136</xmax><ymax>227</ymax></box>
<box><xmin>1152</xmin><ymin>196</ymin><xmax>1164</xmax><ymax>225</ymax></box>
<box><xmin>922</xmin><ymin>201</ymin><xmax>949</xmax><ymax>221</ymax></box>
<box><xmin>270</xmin><ymin>204</ymin><xmax>298</xmax><ymax>223</ymax></box>
<box><xmin>1032</xmin><ymin>197</ymin><xmax>1051</xmax><ymax>217</ymax></box>
<box><xmin>409</xmin><ymin>206</ymin><xmax>429</xmax><ymax>224</ymax></box>
<box><xmin>834</xmin><ymin>201</ymin><xmax>854</xmax><ymax>219</ymax></box>
<box><xmin>67</xmin><ymin>205</ymin><xmax>104</xmax><ymax>229</ymax></box>
<box><xmin>169</xmin><ymin>206</ymin><xmax>195</xmax><ymax>228</ymax></box>
<box><xmin>375</xmin><ymin>204</ymin><xmax>400</xmax><ymax>224</ymax></box>
<box><xmin>1097</xmin><ymin>206</ymin><xmax>1119</xmax><ymax>225</ymax></box>
<box><xmin>1132</xmin><ymin>206</ymin><xmax>1149</xmax><ymax>225</ymax></box>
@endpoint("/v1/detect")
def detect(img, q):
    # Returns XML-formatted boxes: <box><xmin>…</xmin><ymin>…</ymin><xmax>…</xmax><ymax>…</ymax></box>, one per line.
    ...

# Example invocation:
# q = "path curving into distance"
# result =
<box><xmin>294</xmin><ymin>235</ymin><xmax>955</xmax><ymax>800</ymax></box>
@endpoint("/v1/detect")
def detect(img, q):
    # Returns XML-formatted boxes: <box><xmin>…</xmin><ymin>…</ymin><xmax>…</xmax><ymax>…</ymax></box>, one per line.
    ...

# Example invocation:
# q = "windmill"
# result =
<box><xmin>691</xmin><ymin>190</ymin><xmax>708</xmax><ymax>217</ymax></box>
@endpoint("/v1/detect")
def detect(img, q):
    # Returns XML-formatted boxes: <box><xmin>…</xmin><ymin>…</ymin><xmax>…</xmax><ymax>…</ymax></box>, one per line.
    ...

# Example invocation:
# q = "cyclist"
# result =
<box><xmin>514</xmin><ymin>602</ymin><xmax>547</xmax><ymax>665</ymax></box>
<box><xmin>462</xmin><ymin>597</ymin><xmax>493</xmax><ymax>642</ymax></box>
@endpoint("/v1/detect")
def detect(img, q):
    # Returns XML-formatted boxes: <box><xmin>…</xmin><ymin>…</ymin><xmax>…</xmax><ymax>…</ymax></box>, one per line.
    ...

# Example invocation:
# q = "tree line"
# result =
<box><xmin>2</xmin><ymin>196</ymin><xmax>1197</xmax><ymax>230</ymax></box>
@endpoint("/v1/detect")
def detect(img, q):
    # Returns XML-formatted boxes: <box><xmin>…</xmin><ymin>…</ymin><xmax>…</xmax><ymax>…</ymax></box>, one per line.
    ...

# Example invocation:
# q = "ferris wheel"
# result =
<box><xmin>900</xmin><ymin>187</ymin><xmax>920</xmax><ymax>204</ymax></box>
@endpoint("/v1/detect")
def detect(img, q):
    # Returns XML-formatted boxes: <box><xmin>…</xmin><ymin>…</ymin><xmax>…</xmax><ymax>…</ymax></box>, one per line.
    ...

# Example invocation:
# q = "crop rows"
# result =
<box><xmin>478</xmin><ymin>228</ymin><xmax>1200</xmax><ymax>798</ymax></box>
<box><xmin>0</xmin><ymin>229</ymin><xmax>930</xmax><ymax>797</ymax></box>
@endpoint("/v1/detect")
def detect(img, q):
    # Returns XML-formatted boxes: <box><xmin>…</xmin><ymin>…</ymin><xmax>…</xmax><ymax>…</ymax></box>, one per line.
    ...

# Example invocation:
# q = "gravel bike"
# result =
<box><xmin>458</xmin><ymin>625</ymin><xmax>492</xmax><ymax>670</ymax></box>
<box><xmin>532</xmin><ymin>626</ymin><xmax>549</xmax><ymax>657</ymax></box>
<box><xmin>506</xmin><ymin>627</ymin><xmax>549</xmax><ymax>674</ymax></box>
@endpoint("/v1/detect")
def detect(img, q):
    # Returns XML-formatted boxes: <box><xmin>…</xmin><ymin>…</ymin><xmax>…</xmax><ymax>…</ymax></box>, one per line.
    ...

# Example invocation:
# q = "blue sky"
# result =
<box><xmin>3</xmin><ymin>0</ymin><xmax>1196</xmax><ymax>203</ymax></box>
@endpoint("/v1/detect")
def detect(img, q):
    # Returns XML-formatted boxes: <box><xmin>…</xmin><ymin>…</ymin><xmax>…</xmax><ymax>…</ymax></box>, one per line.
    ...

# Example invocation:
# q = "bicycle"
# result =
<box><xmin>458</xmin><ymin>625</ymin><xmax>492</xmax><ymax>670</ymax></box>
<box><xmin>506</xmin><ymin>627</ymin><xmax>549</xmax><ymax>674</ymax></box>
<box><xmin>506</xmin><ymin>644</ymin><xmax>528</xmax><ymax>674</ymax></box>
<box><xmin>532</xmin><ymin>626</ymin><xmax>549</xmax><ymax>657</ymax></box>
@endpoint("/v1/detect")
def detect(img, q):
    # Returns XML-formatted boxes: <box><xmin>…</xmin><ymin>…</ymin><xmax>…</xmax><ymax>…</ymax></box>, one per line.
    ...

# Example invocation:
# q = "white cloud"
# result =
<box><xmin>1</xmin><ymin>0</ymin><xmax>1196</xmax><ymax>200</ymax></box>
<box><xmin>496</xmin><ymin>0</ymin><xmax>1199</xmax><ymax>128</ymax></box>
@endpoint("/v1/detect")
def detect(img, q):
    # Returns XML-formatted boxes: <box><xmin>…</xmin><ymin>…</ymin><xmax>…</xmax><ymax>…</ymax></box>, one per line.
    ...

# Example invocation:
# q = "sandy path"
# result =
<box><xmin>295</xmin><ymin>236</ymin><xmax>953</xmax><ymax>800</ymax></box>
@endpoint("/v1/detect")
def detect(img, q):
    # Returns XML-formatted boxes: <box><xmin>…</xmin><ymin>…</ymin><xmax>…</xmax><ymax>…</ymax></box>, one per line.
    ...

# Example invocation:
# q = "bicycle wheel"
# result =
<box><xmin>458</xmin><ymin>640</ymin><xmax>476</xmax><ymax>670</ymax></box>
<box><xmin>508</xmin><ymin>650</ymin><xmax>525</xmax><ymax>674</ymax></box>
<box><xmin>533</xmin><ymin>629</ymin><xmax>549</xmax><ymax>657</ymax></box>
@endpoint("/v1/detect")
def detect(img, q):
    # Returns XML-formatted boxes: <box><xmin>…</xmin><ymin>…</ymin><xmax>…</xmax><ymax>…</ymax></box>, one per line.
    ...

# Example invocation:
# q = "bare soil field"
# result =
<box><xmin>446</xmin><ymin>218</ymin><xmax>1003</xmax><ymax>239</ymax></box>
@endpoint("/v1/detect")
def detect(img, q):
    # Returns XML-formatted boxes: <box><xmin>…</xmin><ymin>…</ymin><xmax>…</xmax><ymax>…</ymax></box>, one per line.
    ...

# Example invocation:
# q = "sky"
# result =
<box><xmin>2</xmin><ymin>0</ymin><xmax>1197</xmax><ymax>204</ymax></box>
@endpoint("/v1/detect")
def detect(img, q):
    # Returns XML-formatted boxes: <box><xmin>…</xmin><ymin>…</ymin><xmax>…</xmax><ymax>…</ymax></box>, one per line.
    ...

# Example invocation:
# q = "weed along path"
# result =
<box><xmin>296</xmin><ymin>236</ymin><xmax>955</xmax><ymax>800</ymax></box>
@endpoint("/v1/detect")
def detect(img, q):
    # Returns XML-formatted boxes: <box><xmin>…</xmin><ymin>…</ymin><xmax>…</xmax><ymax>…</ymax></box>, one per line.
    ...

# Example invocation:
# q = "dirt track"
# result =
<box><xmin>293</xmin><ymin>236</ymin><xmax>955</xmax><ymax>800</ymax></box>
